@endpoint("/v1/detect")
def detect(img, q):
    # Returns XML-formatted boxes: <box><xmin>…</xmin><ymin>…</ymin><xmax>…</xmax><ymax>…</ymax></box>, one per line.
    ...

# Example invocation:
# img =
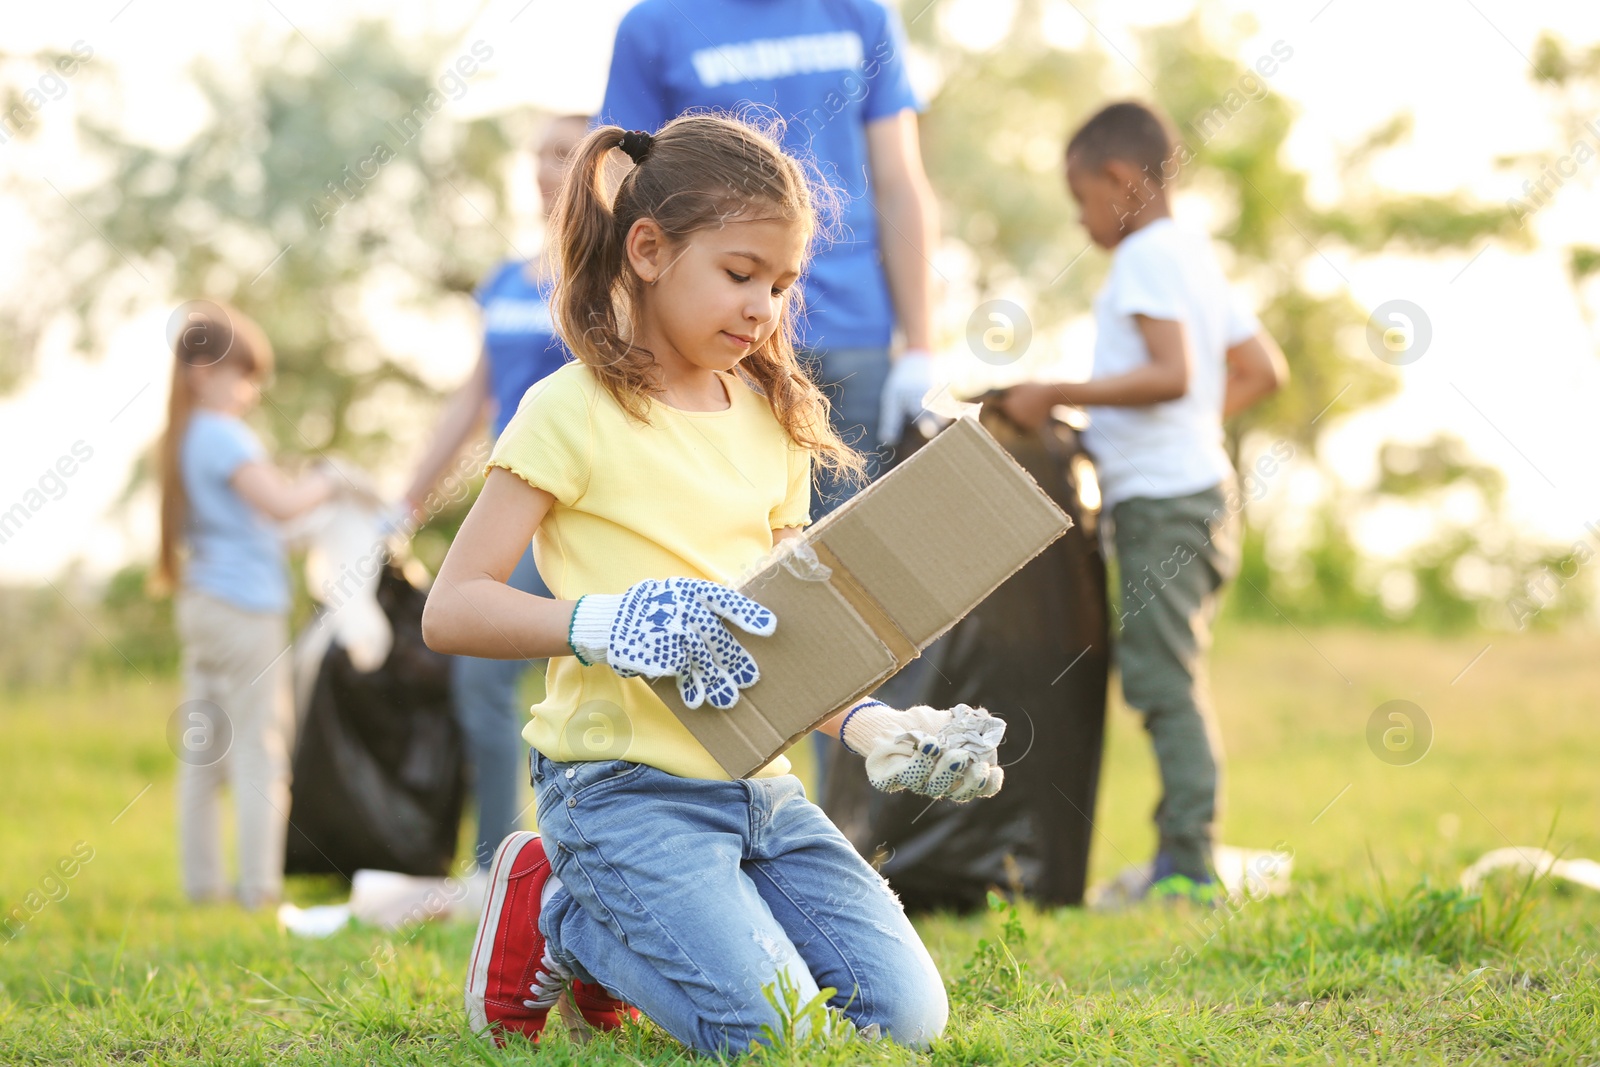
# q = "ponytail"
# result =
<box><xmin>546</xmin><ymin>114</ymin><xmax>868</xmax><ymax>493</ymax></box>
<box><xmin>151</xmin><ymin>355</ymin><xmax>196</xmax><ymax>598</ymax></box>
<box><xmin>547</xmin><ymin>125</ymin><xmax>660</xmax><ymax>424</ymax></box>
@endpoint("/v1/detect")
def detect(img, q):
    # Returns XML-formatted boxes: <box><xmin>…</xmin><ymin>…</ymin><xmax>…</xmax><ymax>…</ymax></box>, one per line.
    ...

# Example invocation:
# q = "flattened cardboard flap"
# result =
<box><xmin>653</xmin><ymin>415</ymin><xmax>1072</xmax><ymax>778</ymax></box>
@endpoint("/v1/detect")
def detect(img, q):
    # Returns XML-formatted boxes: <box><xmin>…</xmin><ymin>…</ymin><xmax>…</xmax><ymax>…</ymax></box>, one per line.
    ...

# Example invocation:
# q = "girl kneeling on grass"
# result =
<box><xmin>421</xmin><ymin>115</ymin><xmax>1006</xmax><ymax>1054</ymax></box>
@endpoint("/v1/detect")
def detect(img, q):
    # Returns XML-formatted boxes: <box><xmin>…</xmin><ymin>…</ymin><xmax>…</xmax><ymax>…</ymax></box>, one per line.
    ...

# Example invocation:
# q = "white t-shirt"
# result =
<box><xmin>1082</xmin><ymin>218</ymin><xmax>1260</xmax><ymax>510</ymax></box>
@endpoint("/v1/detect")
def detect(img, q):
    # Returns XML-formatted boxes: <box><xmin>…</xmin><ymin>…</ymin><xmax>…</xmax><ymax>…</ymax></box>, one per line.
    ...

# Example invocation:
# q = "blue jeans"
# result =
<box><xmin>452</xmin><ymin>543</ymin><xmax>548</xmax><ymax>869</ymax></box>
<box><xmin>532</xmin><ymin>750</ymin><xmax>948</xmax><ymax>1055</ymax></box>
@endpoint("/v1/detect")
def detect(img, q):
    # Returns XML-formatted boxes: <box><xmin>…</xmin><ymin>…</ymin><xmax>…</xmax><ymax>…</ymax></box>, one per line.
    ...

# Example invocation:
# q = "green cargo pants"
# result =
<box><xmin>1110</xmin><ymin>483</ymin><xmax>1240</xmax><ymax>881</ymax></box>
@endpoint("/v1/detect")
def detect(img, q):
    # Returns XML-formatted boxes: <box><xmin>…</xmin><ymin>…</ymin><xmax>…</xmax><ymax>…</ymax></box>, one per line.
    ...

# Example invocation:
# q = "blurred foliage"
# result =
<box><xmin>0</xmin><ymin>577</ymin><xmax>94</xmax><ymax>689</ymax></box>
<box><xmin>1516</xmin><ymin>34</ymin><xmax>1600</xmax><ymax>300</ymax></box>
<box><xmin>1228</xmin><ymin>435</ymin><xmax>1591</xmax><ymax>633</ymax></box>
<box><xmin>913</xmin><ymin>4</ymin><xmax>1109</xmax><ymax>325</ymax></box>
<box><xmin>97</xmin><ymin>562</ymin><xmax>181</xmax><ymax>673</ymax></box>
<box><xmin>0</xmin><ymin>22</ymin><xmax>507</xmax><ymax>687</ymax></box>
<box><xmin>0</xmin><ymin>563</ymin><xmax>176</xmax><ymax>690</ymax></box>
<box><xmin>1373</xmin><ymin>436</ymin><xmax>1503</xmax><ymax>504</ymax></box>
<box><xmin>0</xmin><ymin>44</ymin><xmax>98</xmax><ymax>393</ymax></box>
<box><xmin>912</xmin><ymin>4</ymin><xmax>1571</xmax><ymax>632</ymax></box>
<box><xmin>1531</xmin><ymin>32</ymin><xmax>1600</xmax><ymax>86</ymax></box>
<box><xmin>913</xmin><ymin>5</ymin><xmax>1521</xmax><ymax>456</ymax></box>
<box><xmin>2</xmin><ymin>21</ymin><xmax>515</xmax><ymax>460</ymax></box>
<box><xmin>1571</xmin><ymin>246</ymin><xmax>1600</xmax><ymax>283</ymax></box>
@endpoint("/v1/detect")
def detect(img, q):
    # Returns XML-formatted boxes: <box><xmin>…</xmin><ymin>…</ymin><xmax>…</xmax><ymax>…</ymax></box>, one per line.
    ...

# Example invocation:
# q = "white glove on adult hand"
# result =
<box><xmin>567</xmin><ymin>577</ymin><xmax>776</xmax><ymax>710</ymax></box>
<box><xmin>877</xmin><ymin>350</ymin><xmax>935</xmax><ymax>445</ymax></box>
<box><xmin>840</xmin><ymin>699</ymin><xmax>1005</xmax><ymax>802</ymax></box>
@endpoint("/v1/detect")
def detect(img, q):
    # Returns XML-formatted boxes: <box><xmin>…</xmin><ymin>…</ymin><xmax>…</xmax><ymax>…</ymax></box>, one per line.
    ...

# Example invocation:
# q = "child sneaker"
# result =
<box><xmin>1147</xmin><ymin>872</ymin><xmax>1224</xmax><ymax>907</ymax></box>
<box><xmin>464</xmin><ymin>831</ymin><xmax>640</xmax><ymax>1045</ymax></box>
<box><xmin>1144</xmin><ymin>850</ymin><xmax>1224</xmax><ymax>906</ymax></box>
<box><xmin>570</xmin><ymin>978</ymin><xmax>642</xmax><ymax>1032</ymax></box>
<box><xmin>464</xmin><ymin>831</ymin><xmax>563</xmax><ymax>1044</ymax></box>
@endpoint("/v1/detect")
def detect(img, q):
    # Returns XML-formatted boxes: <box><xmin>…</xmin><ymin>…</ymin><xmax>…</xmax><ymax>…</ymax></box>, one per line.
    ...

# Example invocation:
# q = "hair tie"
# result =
<box><xmin>618</xmin><ymin>129</ymin><xmax>653</xmax><ymax>165</ymax></box>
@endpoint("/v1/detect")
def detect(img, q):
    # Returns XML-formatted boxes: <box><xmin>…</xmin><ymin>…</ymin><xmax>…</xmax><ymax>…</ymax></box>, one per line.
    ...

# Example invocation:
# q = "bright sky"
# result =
<box><xmin>1</xmin><ymin>0</ymin><xmax>1597</xmax><ymax>587</ymax></box>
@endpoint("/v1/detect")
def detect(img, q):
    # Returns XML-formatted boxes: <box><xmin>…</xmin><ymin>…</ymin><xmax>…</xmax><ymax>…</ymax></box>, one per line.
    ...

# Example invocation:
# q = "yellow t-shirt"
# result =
<box><xmin>484</xmin><ymin>360</ymin><xmax>813</xmax><ymax>780</ymax></box>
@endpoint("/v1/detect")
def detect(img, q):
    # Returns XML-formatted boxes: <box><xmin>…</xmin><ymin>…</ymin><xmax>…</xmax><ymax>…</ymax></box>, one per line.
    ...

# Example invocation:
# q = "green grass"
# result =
<box><xmin>2</xmin><ymin>625</ymin><xmax>1598</xmax><ymax>1064</ymax></box>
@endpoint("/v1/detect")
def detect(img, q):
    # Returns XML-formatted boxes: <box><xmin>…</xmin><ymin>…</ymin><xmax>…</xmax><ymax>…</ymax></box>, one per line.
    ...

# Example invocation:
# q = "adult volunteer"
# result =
<box><xmin>597</xmin><ymin>0</ymin><xmax>942</xmax><ymax>519</ymax></box>
<box><xmin>397</xmin><ymin>115</ymin><xmax>588</xmax><ymax>870</ymax></box>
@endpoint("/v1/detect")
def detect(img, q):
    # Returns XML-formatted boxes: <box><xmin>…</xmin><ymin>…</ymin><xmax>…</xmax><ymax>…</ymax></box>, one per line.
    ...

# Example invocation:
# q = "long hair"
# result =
<box><xmin>547</xmin><ymin>112</ymin><xmax>868</xmax><ymax>492</ymax></box>
<box><xmin>151</xmin><ymin>302</ymin><xmax>275</xmax><ymax>597</ymax></box>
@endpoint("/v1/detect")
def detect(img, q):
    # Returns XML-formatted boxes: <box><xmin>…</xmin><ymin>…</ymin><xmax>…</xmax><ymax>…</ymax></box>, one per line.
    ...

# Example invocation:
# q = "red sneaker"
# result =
<box><xmin>464</xmin><ymin>831</ymin><xmax>640</xmax><ymax>1045</ymax></box>
<box><xmin>464</xmin><ymin>832</ymin><xmax>565</xmax><ymax>1044</ymax></box>
<box><xmin>571</xmin><ymin>978</ymin><xmax>642</xmax><ymax>1031</ymax></box>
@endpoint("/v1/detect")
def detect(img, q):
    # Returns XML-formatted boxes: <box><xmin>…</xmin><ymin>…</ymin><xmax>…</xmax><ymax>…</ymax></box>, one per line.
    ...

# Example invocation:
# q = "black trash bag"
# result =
<box><xmin>284</xmin><ymin>562</ymin><xmax>466</xmax><ymax>878</ymax></box>
<box><xmin>819</xmin><ymin>398</ymin><xmax>1111</xmax><ymax>912</ymax></box>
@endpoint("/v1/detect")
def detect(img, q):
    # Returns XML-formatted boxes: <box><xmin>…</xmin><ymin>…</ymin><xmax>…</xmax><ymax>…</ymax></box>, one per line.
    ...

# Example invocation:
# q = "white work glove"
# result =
<box><xmin>877</xmin><ymin>350</ymin><xmax>935</xmax><ymax>445</ymax></box>
<box><xmin>839</xmin><ymin>698</ymin><xmax>1005</xmax><ymax>802</ymax></box>
<box><xmin>567</xmin><ymin>577</ymin><xmax>777</xmax><ymax>709</ymax></box>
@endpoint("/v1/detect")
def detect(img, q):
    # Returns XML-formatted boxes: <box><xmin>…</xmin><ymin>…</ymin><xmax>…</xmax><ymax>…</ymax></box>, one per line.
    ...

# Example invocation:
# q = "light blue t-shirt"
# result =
<box><xmin>599</xmin><ymin>0</ymin><xmax>921</xmax><ymax>351</ymax></box>
<box><xmin>181</xmin><ymin>410</ymin><xmax>289</xmax><ymax>614</ymax></box>
<box><xmin>476</xmin><ymin>260</ymin><xmax>575</xmax><ymax>439</ymax></box>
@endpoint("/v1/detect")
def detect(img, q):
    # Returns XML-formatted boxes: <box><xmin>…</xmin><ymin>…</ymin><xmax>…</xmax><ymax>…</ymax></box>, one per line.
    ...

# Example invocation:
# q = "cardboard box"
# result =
<box><xmin>650</xmin><ymin>414</ymin><xmax>1074</xmax><ymax>778</ymax></box>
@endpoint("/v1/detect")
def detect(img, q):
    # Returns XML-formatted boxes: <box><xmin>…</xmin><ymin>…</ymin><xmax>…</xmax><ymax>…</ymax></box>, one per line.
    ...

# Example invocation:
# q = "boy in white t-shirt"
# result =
<box><xmin>1001</xmin><ymin>101</ymin><xmax>1288</xmax><ymax>902</ymax></box>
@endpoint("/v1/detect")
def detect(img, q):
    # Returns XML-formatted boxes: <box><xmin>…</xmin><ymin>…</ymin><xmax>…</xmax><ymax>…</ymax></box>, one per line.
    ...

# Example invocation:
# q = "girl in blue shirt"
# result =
<box><xmin>154</xmin><ymin>303</ymin><xmax>341</xmax><ymax>908</ymax></box>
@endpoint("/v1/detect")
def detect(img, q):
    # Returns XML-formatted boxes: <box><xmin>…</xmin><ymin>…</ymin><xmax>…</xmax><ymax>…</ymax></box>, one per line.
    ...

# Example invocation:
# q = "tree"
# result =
<box><xmin>3</xmin><ymin>20</ymin><xmax>518</xmax><ymax>464</ymax></box>
<box><xmin>908</xmin><ymin>2</ymin><xmax>1552</xmax><ymax>629</ymax></box>
<box><xmin>1518</xmin><ymin>34</ymin><xmax>1600</xmax><ymax>297</ymax></box>
<box><xmin>913</xmin><ymin>5</ymin><xmax>1518</xmax><ymax>451</ymax></box>
<box><xmin>0</xmin><ymin>21</ymin><xmax>525</xmax><ymax>683</ymax></box>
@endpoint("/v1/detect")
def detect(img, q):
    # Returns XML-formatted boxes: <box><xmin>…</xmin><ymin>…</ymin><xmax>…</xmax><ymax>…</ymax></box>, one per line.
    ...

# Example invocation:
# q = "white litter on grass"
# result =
<box><xmin>1214</xmin><ymin>844</ymin><xmax>1294</xmax><ymax>901</ymax></box>
<box><xmin>1086</xmin><ymin>843</ymin><xmax>1294</xmax><ymax>909</ymax></box>
<box><xmin>276</xmin><ymin>868</ymin><xmax>489</xmax><ymax>937</ymax></box>
<box><xmin>1460</xmin><ymin>847</ymin><xmax>1600</xmax><ymax>894</ymax></box>
<box><xmin>277</xmin><ymin>902</ymin><xmax>352</xmax><ymax>938</ymax></box>
<box><xmin>349</xmin><ymin>868</ymin><xmax>487</xmax><ymax>929</ymax></box>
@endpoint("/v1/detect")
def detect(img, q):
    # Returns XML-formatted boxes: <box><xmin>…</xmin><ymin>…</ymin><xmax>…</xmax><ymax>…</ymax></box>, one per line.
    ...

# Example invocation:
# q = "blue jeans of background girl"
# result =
<box><xmin>533</xmin><ymin>750</ymin><xmax>948</xmax><ymax>1055</ymax></box>
<box><xmin>452</xmin><ymin>542</ymin><xmax>548</xmax><ymax>869</ymax></box>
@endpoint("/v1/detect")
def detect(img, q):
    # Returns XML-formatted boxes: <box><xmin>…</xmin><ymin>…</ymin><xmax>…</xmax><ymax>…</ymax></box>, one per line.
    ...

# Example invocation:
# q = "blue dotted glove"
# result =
<box><xmin>567</xmin><ymin>578</ymin><xmax>777</xmax><ymax>709</ymax></box>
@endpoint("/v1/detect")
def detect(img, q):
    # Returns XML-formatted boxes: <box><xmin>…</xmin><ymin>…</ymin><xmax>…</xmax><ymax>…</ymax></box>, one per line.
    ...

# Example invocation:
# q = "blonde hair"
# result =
<box><xmin>151</xmin><ymin>302</ymin><xmax>275</xmax><ymax>597</ymax></box>
<box><xmin>547</xmin><ymin>112</ymin><xmax>868</xmax><ymax>492</ymax></box>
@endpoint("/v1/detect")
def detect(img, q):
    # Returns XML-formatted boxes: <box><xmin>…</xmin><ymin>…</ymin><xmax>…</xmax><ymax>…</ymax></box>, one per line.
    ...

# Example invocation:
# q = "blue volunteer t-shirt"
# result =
<box><xmin>181</xmin><ymin>410</ymin><xmax>289</xmax><ymax>614</ymax></box>
<box><xmin>476</xmin><ymin>260</ymin><xmax>576</xmax><ymax>439</ymax></box>
<box><xmin>599</xmin><ymin>0</ymin><xmax>921</xmax><ymax>351</ymax></box>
